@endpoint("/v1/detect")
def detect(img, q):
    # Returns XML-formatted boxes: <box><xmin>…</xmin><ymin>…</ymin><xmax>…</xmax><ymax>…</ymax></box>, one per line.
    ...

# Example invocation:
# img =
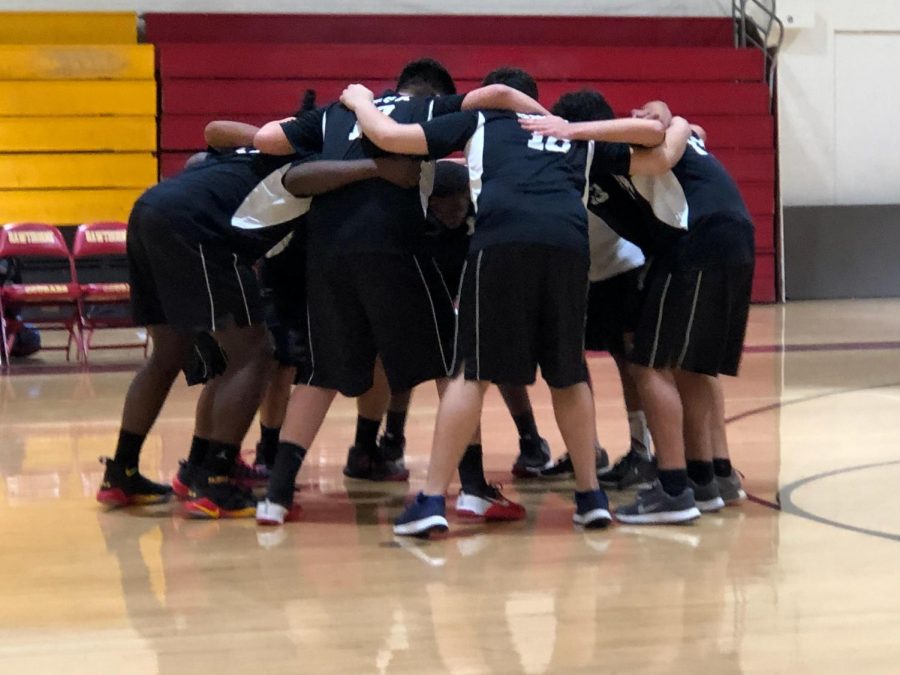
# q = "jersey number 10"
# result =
<box><xmin>527</xmin><ymin>132</ymin><xmax>571</xmax><ymax>153</ymax></box>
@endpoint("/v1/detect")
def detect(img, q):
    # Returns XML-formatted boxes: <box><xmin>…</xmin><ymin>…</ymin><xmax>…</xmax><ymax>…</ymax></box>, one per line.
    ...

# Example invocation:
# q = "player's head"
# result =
<box><xmin>551</xmin><ymin>89</ymin><xmax>615</xmax><ymax>122</ymax></box>
<box><xmin>396</xmin><ymin>58</ymin><xmax>457</xmax><ymax>96</ymax></box>
<box><xmin>428</xmin><ymin>161</ymin><xmax>470</xmax><ymax>230</ymax></box>
<box><xmin>481</xmin><ymin>67</ymin><xmax>538</xmax><ymax>100</ymax></box>
<box><xmin>293</xmin><ymin>89</ymin><xmax>317</xmax><ymax>116</ymax></box>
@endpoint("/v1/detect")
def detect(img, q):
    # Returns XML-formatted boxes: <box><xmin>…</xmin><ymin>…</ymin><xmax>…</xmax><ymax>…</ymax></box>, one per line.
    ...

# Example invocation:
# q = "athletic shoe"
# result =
<box><xmin>256</xmin><ymin>498</ymin><xmax>300</xmax><ymax>526</ymax></box>
<box><xmin>372</xmin><ymin>435</ymin><xmax>410</xmax><ymax>482</ymax></box>
<box><xmin>716</xmin><ymin>469</ymin><xmax>747</xmax><ymax>505</ymax></box>
<box><xmin>615</xmin><ymin>481</ymin><xmax>701</xmax><ymax>525</ymax></box>
<box><xmin>96</xmin><ymin>456</ymin><xmax>173</xmax><ymax>507</ymax></box>
<box><xmin>688</xmin><ymin>477</ymin><xmax>725</xmax><ymax>512</ymax></box>
<box><xmin>539</xmin><ymin>446</ymin><xmax>611</xmax><ymax>479</ymax></box>
<box><xmin>343</xmin><ymin>444</ymin><xmax>376</xmax><ymax>479</ymax></box>
<box><xmin>456</xmin><ymin>484</ymin><xmax>526</xmax><ymax>521</ymax></box>
<box><xmin>184</xmin><ymin>471</ymin><xmax>256</xmax><ymax>519</ymax></box>
<box><xmin>231</xmin><ymin>454</ymin><xmax>270</xmax><ymax>489</ymax></box>
<box><xmin>598</xmin><ymin>447</ymin><xmax>657</xmax><ymax>490</ymax></box>
<box><xmin>393</xmin><ymin>492</ymin><xmax>449</xmax><ymax>537</ymax></box>
<box><xmin>511</xmin><ymin>437</ymin><xmax>553</xmax><ymax>478</ymax></box>
<box><xmin>573</xmin><ymin>489</ymin><xmax>613</xmax><ymax>529</ymax></box>
<box><xmin>171</xmin><ymin>460</ymin><xmax>194</xmax><ymax>499</ymax></box>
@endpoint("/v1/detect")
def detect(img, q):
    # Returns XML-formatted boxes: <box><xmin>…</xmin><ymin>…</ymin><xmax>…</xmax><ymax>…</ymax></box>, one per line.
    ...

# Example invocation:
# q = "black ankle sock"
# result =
<box><xmin>202</xmin><ymin>441</ymin><xmax>240</xmax><ymax>475</ymax></box>
<box><xmin>458</xmin><ymin>444</ymin><xmax>488</xmax><ymax>493</ymax></box>
<box><xmin>268</xmin><ymin>441</ymin><xmax>307</xmax><ymax>505</ymax></box>
<box><xmin>713</xmin><ymin>458</ymin><xmax>733</xmax><ymax>478</ymax></box>
<box><xmin>512</xmin><ymin>412</ymin><xmax>540</xmax><ymax>443</ymax></box>
<box><xmin>256</xmin><ymin>424</ymin><xmax>281</xmax><ymax>466</ymax></box>
<box><xmin>187</xmin><ymin>436</ymin><xmax>210</xmax><ymax>466</ymax></box>
<box><xmin>686</xmin><ymin>460</ymin><xmax>715</xmax><ymax>485</ymax></box>
<box><xmin>354</xmin><ymin>416</ymin><xmax>380</xmax><ymax>449</ymax></box>
<box><xmin>658</xmin><ymin>468</ymin><xmax>688</xmax><ymax>496</ymax></box>
<box><xmin>113</xmin><ymin>429</ymin><xmax>145</xmax><ymax>468</ymax></box>
<box><xmin>384</xmin><ymin>410</ymin><xmax>407</xmax><ymax>443</ymax></box>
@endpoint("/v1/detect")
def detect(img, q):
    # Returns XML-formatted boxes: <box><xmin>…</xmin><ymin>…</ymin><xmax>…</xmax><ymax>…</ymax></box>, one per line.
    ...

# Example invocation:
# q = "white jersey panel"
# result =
<box><xmin>588</xmin><ymin>211</ymin><xmax>645</xmax><ymax>282</ymax></box>
<box><xmin>232</xmin><ymin>164</ymin><xmax>311</xmax><ymax>231</ymax></box>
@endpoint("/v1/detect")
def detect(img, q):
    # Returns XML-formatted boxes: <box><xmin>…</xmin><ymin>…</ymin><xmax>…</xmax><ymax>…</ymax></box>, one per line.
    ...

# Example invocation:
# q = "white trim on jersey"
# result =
<box><xmin>582</xmin><ymin>140</ymin><xmax>595</xmax><ymax>205</ymax></box>
<box><xmin>588</xmin><ymin>212</ymin><xmax>646</xmax><ymax>282</ymax></box>
<box><xmin>463</xmin><ymin>112</ymin><xmax>487</xmax><ymax>213</ymax></box>
<box><xmin>321</xmin><ymin>110</ymin><xmax>327</xmax><ymax>139</ymax></box>
<box><xmin>264</xmin><ymin>231</ymin><xmax>294</xmax><ymax>259</ymax></box>
<box><xmin>631</xmin><ymin>172</ymin><xmax>689</xmax><ymax>232</ymax></box>
<box><xmin>232</xmin><ymin>165</ymin><xmax>311</xmax><ymax>231</ymax></box>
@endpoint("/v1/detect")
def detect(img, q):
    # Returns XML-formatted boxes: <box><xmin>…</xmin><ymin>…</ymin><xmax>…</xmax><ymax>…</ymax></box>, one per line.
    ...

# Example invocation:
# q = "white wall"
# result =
<box><xmin>778</xmin><ymin>0</ymin><xmax>900</xmax><ymax>206</ymax></box>
<box><xmin>0</xmin><ymin>0</ymin><xmax>730</xmax><ymax>15</ymax></box>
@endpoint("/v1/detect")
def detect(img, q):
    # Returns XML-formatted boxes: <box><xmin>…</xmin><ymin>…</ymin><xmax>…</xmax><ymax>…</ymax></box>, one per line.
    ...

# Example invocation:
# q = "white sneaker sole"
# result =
<box><xmin>393</xmin><ymin>515</ymin><xmax>449</xmax><ymax>537</ymax></box>
<box><xmin>696</xmin><ymin>496</ymin><xmax>726</xmax><ymax>513</ymax></box>
<box><xmin>256</xmin><ymin>499</ymin><xmax>289</xmax><ymax>526</ymax></box>
<box><xmin>615</xmin><ymin>506</ymin><xmax>702</xmax><ymax>525</ymax></box>
<box><xmin>572</xmin><ymin>508</ymin><xmax>612</xmax><ymax>529</ymax></box>
<box><xmin>455</xmin><ymin>492</ymin><xmax>492</xmax><ymax>517</ymax></box>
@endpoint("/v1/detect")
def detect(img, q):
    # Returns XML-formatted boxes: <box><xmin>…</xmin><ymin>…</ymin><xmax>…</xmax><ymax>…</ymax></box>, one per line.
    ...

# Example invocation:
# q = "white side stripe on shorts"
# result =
<box><xmin>475</xmin><ymin>250</ymin><xmax>484</xmax><ymax>380</ymax></box>
<box><xmin>450</xmin><ymin>260</ymin><xmax>468</xmax><ymax>374</ymax></box>
<box><xmin>198</xmin><ymin>243</ymin><xmax>216</xmax><ymax>332</ymax></box>
<box><xmin>232</xmin><ymin>253</ymin><xmax>252</xmax><ymax>326</ymax></box>
<box><xmin>413</xmin><ymin>255</ymin><xmax>450</xmax><ymax>376</ymax></box>
<box><xmin>648</xmin><ymin>273</ymin><xmax>672</xmax><ymax>366</ymax></box>
<box><xmin>305</xmin><ymin>300</ymin><xmax>315</xmax><ymax>385</ymax></box>
<box><xmin>677</xmin><ymin>270</ymin><xmax>704</xmax><ymax>368</ymax></box>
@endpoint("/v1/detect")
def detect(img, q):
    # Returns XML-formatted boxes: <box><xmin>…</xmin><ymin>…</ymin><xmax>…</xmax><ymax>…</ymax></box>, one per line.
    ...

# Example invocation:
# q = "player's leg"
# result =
<box><xmin>615</xmin><ymin>265</ymin><xmax>702</xmax><ymax>524</ymax></box>
<box><xmin>501</xmin><ymin>384</ymin><xmax>554</xmax><ymax>478</ymax></box>
<box><xmin>171</xmin><ymin>378</ymin><xmax>217</xmax><ymax>498</ymax></box>
<box><xmin>674</xmin><ymin>369</ymin><xmax>725</xmax><ymax>512</ymax></box>
<box><xmin>254</xmin><ymin>364</ymin><xmax>295</xmax><ymax>470</ymax></box>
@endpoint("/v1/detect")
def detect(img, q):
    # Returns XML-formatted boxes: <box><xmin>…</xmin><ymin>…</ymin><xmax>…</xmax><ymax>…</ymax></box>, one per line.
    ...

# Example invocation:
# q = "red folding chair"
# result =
<box><xmin>71</xmin><ymin>221</ymin><xmax>147</xmax><ymax>361</ymax></box>
<box><xmin>0</xmin><ymin>223</ymin><xmax>84</xmax><ymax>366</ymax></box>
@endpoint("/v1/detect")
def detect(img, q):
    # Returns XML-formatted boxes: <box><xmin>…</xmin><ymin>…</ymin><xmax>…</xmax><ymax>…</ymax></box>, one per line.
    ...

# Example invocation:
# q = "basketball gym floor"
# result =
<box><xmin>0</xmin><ymin>298</ymin><xmax>898</xmax><ymax>673</ymax></box>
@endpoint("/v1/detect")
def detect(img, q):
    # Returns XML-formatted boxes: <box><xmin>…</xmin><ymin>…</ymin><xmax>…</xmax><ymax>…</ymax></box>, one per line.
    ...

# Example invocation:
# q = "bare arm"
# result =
<box><xmin>283</xmin><ymin>156</ymin><xmax>421</xmax><ymax>196</ymax></box>
<box><xmin>205</xmin><ymin>121</ymin><xmax>260</xmax><ymax>150</ymax></box>
<box><xmin>520</xmin><ymin>116</ymin><xmax>666</xmax><ymax>147</ymax></box>
<box><xmin>628</xmin><ymin>117</ymin><xmax>692</xmax><ymax>176</ymax></box>
<box><xmin>461</xmin><ymin>84</ymin><xmax>550</xmax><ymax>115</ymax></box>
<box><xmin>341</xmin><ymin>85</ymin><xmax>430</xmax><ymax>155</ymax></box>
<box><xmin>253</xmin><ymin>117</ymin><xmax>297</xmax><ymax>155</ymax></box>
<box><xmin>631</xmin><ymin>100</ymin><xmax>673</xmax><ymax>127</ymax></box>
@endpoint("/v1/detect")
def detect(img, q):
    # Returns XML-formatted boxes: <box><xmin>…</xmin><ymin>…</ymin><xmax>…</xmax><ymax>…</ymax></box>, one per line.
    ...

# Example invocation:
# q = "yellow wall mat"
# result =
<box><xmin>0</xmin><ymin>117</ymin><xmax>156</xmax><ymax>153</ymax></box>
<box><xmin>0</xmin><ymin>154</ymin><xmax>157</xmax><ymax>189</ymax></box>
<box><xmin>0</xmin><ymin>188</ymin><xmax>145</xmax><ymax>224</ymax></box>
<box><xmin>0</xmin><ymin>13</ymin><xmax>136</xmax><ymax>45</ymax></box>
<box><xmin>0</xmin><ymin>45</ymin><xmax>153</xmax><ymax>80</ymax></box>
<box><xmin>0</xmin><ymin>81</ymin><xmax>156</xmax><ymax>116</ymax></box>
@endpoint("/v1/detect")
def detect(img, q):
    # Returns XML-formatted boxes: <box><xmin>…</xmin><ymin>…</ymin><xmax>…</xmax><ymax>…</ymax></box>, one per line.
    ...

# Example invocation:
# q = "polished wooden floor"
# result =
<box><xmin>1</xmin><ymin>299</ymin><xmax>899</xmax><ymax>674</ymax></box>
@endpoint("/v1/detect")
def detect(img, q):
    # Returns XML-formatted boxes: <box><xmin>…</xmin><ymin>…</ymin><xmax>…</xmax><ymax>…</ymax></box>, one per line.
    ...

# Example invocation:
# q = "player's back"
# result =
<box><xmin>468</xmin><ymin>111</ymin><xmax>591</xmax><ymax>253</ymax></box>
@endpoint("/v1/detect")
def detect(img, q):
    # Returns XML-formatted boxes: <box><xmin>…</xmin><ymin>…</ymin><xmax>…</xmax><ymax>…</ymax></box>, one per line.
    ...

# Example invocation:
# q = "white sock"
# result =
<box><xmin>627</xmin><ymin>411</ymin><xmax>652</xmax><ymax>459</ymax></box>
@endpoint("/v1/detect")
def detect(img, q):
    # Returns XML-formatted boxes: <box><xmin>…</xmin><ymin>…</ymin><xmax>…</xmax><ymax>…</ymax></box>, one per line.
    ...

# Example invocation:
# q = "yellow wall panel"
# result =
<box><xmin>0</xmin><ymin>45</ymin><xmax>153</xmax><ymax>80</ymax></box>
<box><xmin>0</xmin><ymin>117</ymin><xmax>156</xmax><ymax>152</ymax></box>
<box><xmin>0</xmin><ymin>13</ymin><xmax>136</xmax><ymax>45</ymax></box>
<box><xmin>0</xmin><ymin>81</ymin><xmax>156</xmax><ymax>116</ymax></box>
<box><xmin>0</xmin><ymin>189</ymin><xmax>144</xmax><ymax>225</ymax></box>
<box><xmin>0</xmin><ymin>154</ymin><xmax>157</xmax><ymax>189</ymax></box>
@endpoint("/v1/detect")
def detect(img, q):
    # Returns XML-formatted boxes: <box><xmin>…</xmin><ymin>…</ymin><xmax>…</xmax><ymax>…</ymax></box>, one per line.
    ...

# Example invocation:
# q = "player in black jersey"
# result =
<box><xmin>252</xmin><ymin>59</ymin><xmax>552</xmax><ymax>525</ymax></box>
<box><xmin>340</xmin><ymin>68</ymin><xmax>667</xmax><ymax>536</ymax></box>
<box><xmin>97</xmin><ymin>124</ymin><xmax>425</xmax><ymax>518</ymax></box>
<box><xmin>533</xmin><ymin>91</ymin><xmax>753</xmax><ymax>524</ymax></box>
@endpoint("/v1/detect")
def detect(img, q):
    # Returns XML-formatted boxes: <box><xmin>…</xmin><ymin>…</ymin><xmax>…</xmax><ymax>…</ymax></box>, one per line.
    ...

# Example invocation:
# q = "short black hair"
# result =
<box><xmin>396</xmin><ymin>58</ymin><xmax>456</xmax><ymax>96</ymax></box>
<box><xmin>481</xmin><ymin>67</ymin><xmax>538</xmax><ymax>100</ymax></box>
<box><xmin>432</xmin><ymin>161</ymin><xmax>469</xmax><ymax>197</ymax></box>
<box><xmin>551</xmin><ymin>89</ymin><xmax>615</xmax><ymax>122</ymax></box>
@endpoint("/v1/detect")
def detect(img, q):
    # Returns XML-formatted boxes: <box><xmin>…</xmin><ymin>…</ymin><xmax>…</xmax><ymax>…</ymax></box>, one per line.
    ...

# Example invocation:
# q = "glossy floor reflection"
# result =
<box><xmin>2</xmin><ymin>300</ymin><xmax>900</xmax><ymax>673</ymax></box>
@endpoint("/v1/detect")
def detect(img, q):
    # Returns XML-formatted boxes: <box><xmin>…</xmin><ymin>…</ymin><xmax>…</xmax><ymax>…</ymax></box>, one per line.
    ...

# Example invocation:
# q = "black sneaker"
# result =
<box><xmin>184</xmin><ymin>469</ymin><xmax>256</xmax><ymax>519</ymax></box>
<box><xmin>598</xmin><ymin>446</ymin><xmax>657</xmax><ymax>490</ymax></box>
<box><xmin>372</xmin><ymin>435</ymin><xmax>410</xmax><ymax>482</ymax></box>
<box><xmin>539</xmin><ymin>446</ymin><xmax>611</xmax><ymax>479</ymax></box>
<box><xmin>171</xmin><ymin>460</ymin><xmax>195</xmax><ymax>500</ymax></box>
<box><xmin>511</xmin><ymin>437</ymin><xmax>552</xmax><ymax>478</ymax></box>
<box><xmin>96</xmin><ymin>456</ymin><xmax>173</xmax><ymax>507</ymax></box>
<box><xmin>343</xmin><ymin>444</ymin><xmax>376</xmax><ymax>479</ymax></box>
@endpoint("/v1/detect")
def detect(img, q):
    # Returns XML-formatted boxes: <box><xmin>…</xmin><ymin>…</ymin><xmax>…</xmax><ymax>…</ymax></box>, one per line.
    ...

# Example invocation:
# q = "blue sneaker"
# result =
<box><xmin>573</xmin><ymin>489</ymin><xmax>612</xmax><ymax>529</ymax></box>
<box><xmin>394</xmin><ymin>492</ymin><xmax>449</xmax><ymax>537</ymax></box>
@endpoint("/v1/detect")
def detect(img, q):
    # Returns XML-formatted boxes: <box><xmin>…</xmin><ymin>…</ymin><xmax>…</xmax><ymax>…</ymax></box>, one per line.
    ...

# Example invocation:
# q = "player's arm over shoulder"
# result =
<box><xmin>255</xmin><ymin>109</ymin><xmax>325</xmax><ymax>156</ymax></box>
<box><xmin>628</xmin><ymin>117</ymin><xmax>693</xmax><ymax>176</ymax></box>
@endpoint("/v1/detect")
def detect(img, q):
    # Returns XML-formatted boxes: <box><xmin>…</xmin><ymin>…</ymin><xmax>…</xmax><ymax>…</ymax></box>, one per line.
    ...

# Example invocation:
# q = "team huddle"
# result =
<box><xmin>95</xmin><ymin>58</ymin><xmax>754</xmax><ymax>536</ymax></box>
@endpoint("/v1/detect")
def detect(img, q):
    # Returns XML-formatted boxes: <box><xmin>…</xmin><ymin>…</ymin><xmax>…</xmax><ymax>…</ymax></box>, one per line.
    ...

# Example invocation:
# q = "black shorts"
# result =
<box><xmin>630</xmin><ymin>261</ymin><xmax>753</xmax><ymax>376</ymax></box>
<box><xmin>298</xmin><ymin>251</ymin><xmax>455</xmax><ymax>397</ymax></box>
<box><xmin>584</xmin><ymin>266</ymin><xmax>643</xmax><ymax>354</ymax></box>
<box><xmin>127</xmin><ymin>200</ymin><xmax>264</xmax><ymax>332</ymax></box>
<box><xmin>454</xmin><ymin>243</ymin><xmax>589</xmax><ymax>388</ymax></box>
<box><xmin>260</xmin><ymin>231</ymin><xmax>308</xmax><ymax>367</ymax></box>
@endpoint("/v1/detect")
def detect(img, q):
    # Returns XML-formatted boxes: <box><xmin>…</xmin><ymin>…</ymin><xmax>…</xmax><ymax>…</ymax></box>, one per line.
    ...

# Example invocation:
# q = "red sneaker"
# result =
<box><xmin>455</xmin><ymin>484</ymin><xmax>526</xmax><ymax>521</ymax></box>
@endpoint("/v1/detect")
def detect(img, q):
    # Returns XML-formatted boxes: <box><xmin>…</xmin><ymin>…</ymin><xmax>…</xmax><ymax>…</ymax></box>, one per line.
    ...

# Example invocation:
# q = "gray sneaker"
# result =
<box><xmin>615</xmin><ymin>481</ymin><xmax>701</xmax><ymax>525</ymax></box>
<box><xmin>716</xmin><ymin>470</ymin><xmax>747</xmax><ymax>505</ymax></box>
<box><xmin>687</xmin><ymin>477</ymin><xmax>725</xmax><ymax>512</ymax></box>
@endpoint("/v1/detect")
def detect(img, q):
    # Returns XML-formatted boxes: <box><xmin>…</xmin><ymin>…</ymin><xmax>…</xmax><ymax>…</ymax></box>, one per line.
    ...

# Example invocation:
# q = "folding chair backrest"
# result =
<box><xmin>0</xmin><ymin>223</ymin><xmax>70</xmax><ymax>260</ymax></box>
<box><xmin>72</xmin><ymin>222</ymin><xmax>127</xmax><ymax>258</ymax></box>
